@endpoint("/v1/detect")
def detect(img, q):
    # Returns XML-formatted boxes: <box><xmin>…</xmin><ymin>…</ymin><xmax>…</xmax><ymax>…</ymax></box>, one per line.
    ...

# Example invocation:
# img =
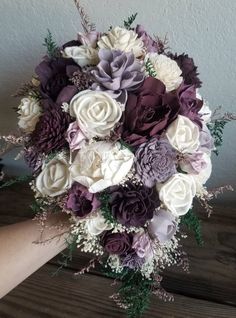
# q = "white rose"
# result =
<box><xmin>166</xmin><ymin>115</ymin><xmax>200</xmax><ymax>154</ymax></box>
<box><xmin>36</xmin><ymin>157</ymin><xmax>72</xmax><ymax>197</ymax></box>
<box><xmin>98</xmin><ymin>26</ymin><xmax>144</xmax><ymax>58</ymax></box>
<box><xmin>193</xmin><ymin>153</ymin><xmax>212</xmax><ymax>194</ymax></box>
<box><xmin>86</xmin><ymin>211</ymin><xmax>112</xmax><ymax>236</ymax></box>
<box><xmin>157</xmin><ymin>173</ymin><xmax>196</xmax><ymax>216</ymax></box>
<box><xmin>145</xmin><ymin>53</ymin><xmax>182</xmax><ymax>92</ymax></box>
<box><xmin>17</xmin><ymin>97</ymin><xmax>41</xmax><ymax>133</ymax></box>
<box><xmin>70</xmin><ymin>90</ymin><xmax>122</xmax><ymax>138</ymax></box>
<box><xmin>70</xmin><ymin>141</ymin><xmax>134</xmax><ymax>193</ymax></box>
<box><xmin>64</xmin><ymin>45</ymin><xmax>99</xmax><ymax>67</ymax></box>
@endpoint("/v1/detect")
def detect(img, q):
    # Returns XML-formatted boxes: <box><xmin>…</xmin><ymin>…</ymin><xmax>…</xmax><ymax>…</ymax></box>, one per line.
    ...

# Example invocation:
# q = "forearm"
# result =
<box><xmin>0</xmin><ymin>213</ymin><xmax>70</xmax><ymax>299</ymax></box>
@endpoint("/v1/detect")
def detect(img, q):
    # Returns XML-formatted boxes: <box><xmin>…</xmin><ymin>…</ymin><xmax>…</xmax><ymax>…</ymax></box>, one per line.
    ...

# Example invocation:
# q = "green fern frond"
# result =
<box><xmin>124</xmin><ymin>13</ymin><xmax>138</xmax><ymax>30</ymax></box>
<box><xmin>43</xmin><ymin>29</ymin><xmax>59</xmax><ymax>58</ymax></box>
<box><xmin>0</xmin><ymin>175</ymin><xmax>31</xmax><ymax>190</ymax></box>
<box><xmin>181</xmin><ymin>209</ymin><xmax>203</xmax><ymax>246</ymax></box>
<box><xmin>99</xmin><ymin>192</ymin><xmax>117</xmax><ymax>225</ymax></box>
<box><xmin>207</xmin><ymin>120</ymin><xmax>227</xmax><ymax>156</ymax></box>
<box><xmin>145</xmin><ymin>58</ymin><xmax>157</xmax><ymax>77</ymax></box>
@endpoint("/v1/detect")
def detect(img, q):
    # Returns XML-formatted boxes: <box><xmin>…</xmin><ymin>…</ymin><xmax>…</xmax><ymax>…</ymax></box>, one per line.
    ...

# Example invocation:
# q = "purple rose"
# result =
<box><xmin>121</xmin><ymin>77</ymin><xmax>180</xmax><ymax>146</ymax></box>
<box><xmin>132</xmin><ymin>232</ymin><xmax>153</xmax><ymax>260</ymax></box>
<box><xmin>180</xmin><ymin>152</ymin><xmax>207</xmax><ymax>174</ymax></box>
<box><xmin>122</xmin><ymin>250</ymin><xmax>145</xmax><ymax>269</ymax></box>
<box><xmin>107</xmin><ymin>182</ymin><xmax>158</xmax><ymax>227</ymax></box>
<box><xmin>101</xmin><ymin>231</ymin><xmax>132</xmax><ymax>256</ymax></box>
<box><xmin>168</xmin><ymin>53</ymin><xmax>202</xmax><ymax>88</ymax></box>
<box><xmin>91</xmin><ymin>49</ymin><xmax>144</xmax><ymax>104</ymax></box>
<box><xmin>66</xmin><ymin>182</ymin><xmax>100</xmax><ymax>217</ymax></box>
<box><xmin>148</xmin><ymin>209</ymin><xmax>177</xmax><ymax>243</ymax></box>
<box><xmin>135</xmin><ymin>138</ymin><xmax>177</xmax><ymax>187</ymax></box>
<box><xmin>35</xmin><ymin>57</ymin><xmax>79</xmax><ymax>101</ymax></box>
<box><xmin>135</xmin><ymin>24</ymin><xmax>158</xmax><ymax>53</ymax></box>
<box><xmin>66</xmin><ymin>121</ymin><xmax>86</xmax><ymax>151</ymax></box>
<box><xmin>177</xmin><ymin>84</ymin><xmax>203</xmax><ymax>127</ymax></box>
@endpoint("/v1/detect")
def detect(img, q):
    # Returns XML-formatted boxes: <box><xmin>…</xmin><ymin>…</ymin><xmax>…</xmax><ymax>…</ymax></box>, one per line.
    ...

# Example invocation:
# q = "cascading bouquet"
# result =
<box><xmin>1</xmin><ymin>2</ymin><xmax>236</xmax><ymax>317</ymax></box>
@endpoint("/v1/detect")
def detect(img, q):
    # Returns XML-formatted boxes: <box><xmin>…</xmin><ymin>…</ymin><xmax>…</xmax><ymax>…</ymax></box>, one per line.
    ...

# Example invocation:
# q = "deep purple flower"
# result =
<box><xmin>35</xmin><ymin>57</ymin><xmax>79</xmax><ymax>101</ymax></box>
<box><xmin>121</xmin><ymin>77</ymin><xmax>180</xmax><ymax>146</ymax></box>
<box><xmin>107</xmin><ymin>182</ymin><xmax>158</xmax><ymax>227</ymax></box>
<box><xmin>66</xmin><ymin>182</ymin><xmax>100</xmax><ymax>217</ymax></box>
<box><xmin>24</xmin><ymin>147</ymin><xmax>43</xmax><ymax>172</ymax></box>
<box><xmin>168</xmin><ymin>53</ymin><xmax>202</xmax><ymax>88</ymax></box>
<box><xmin>135</xmin><ymin>24</ymin><xmax>158</xmax><ymax>53</ymax></box>
<box><xmin>101</xmin><ymin>231</ymin><xmax>132</xmax><ymax>256</ymax></box>
<box><xmin>91</xmin><ymin>49</ymin><xmax>144</xmax><ymax>103</ymax></box>
<box><xmin>122</xmin><ymin>250</ymin><xmax>145</xmax><ymax>269</ymax></box>
<box><xmin>177</xmin><ymin>84</ymin><xmax>203</xmax><ymax>126</ymax></box>
<box><xmin>31</xmin><ymin>99</ymin><xmax>71</xmax><ymax>154</ymax></box>
<box><xmin>135</xmin><ymin>138</ymin><xmax>177</xmax><ymax>187</ymax></box>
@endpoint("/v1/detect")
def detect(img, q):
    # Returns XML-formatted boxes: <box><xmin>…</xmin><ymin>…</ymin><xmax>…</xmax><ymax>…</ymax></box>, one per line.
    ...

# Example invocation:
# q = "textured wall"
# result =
<box><xmin>0</xmin><ymin>0</ymin><xmax>236</xmax><ymax>200</ymax></box>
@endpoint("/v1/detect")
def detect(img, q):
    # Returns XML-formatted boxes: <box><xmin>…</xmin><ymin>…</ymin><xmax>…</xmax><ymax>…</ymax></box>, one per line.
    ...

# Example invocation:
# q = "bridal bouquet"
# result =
<box><xmin>1</xmin><ymin>3</ymin><xmax>235</xmax><ymax>317</ymax></box>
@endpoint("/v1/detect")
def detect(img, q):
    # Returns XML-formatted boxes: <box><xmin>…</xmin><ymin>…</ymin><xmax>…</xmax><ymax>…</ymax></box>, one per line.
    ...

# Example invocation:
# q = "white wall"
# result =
<box><xmin>0</xmin><ymin>0</ymin><xmax>236</xmax><ymax>201</ymax></box>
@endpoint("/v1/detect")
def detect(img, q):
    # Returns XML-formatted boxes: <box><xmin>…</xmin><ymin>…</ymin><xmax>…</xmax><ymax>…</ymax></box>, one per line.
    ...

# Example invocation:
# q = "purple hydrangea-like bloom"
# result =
<box><xmin>107</xmin><ymin>182</ymin><xmax>158</xmax><ymax>227</ymax></box>
<box><xmin>122</xmin><ymin>251</ymin><xmax>145</xmax><ymax>270</ymax></box>
<box><xmin>66</xmin><ymin>182</ymin><xmax>100</xmax><ymax>217</ymax></box>
<box><xmin>135</xmin><ymin>138</ymin><xmax>177</xmax><ymax>187</ymax></box>
<box><xmin>135</xmin><ymin>24</ymin><xmax>158</xmax><ymax>53</ymax></box>
<box><xmin>132</xmin><ymin>232</ymin><xmax>153</xmax><ymax>260</ymax></box>
<box><xmin>91</xmin><ymin>49</ymin><xmax>144</xmax><ymax>103</ymax></box>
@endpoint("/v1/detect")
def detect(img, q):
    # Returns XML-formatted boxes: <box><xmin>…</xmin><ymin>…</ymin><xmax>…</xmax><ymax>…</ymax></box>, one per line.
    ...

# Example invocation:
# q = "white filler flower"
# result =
<box><xmin>69</xmin><ymin>90</ymin><xmax>122</xmax><ymax>138</ymax></box>
<box><xmin>17</xmin><ymin>97</ymin><xmax>41</xmax><ymax>133</ymax></box>
<box><xmin>145</xmin><ymin>53</ymin><xmax>183</xmax><ymax>92</ymax></box>
<box><xmin>98</xmin><ymin>26</ymin><xmax>144</xmax><ymax>58</ymax></box>
<box><xmin>157</xmin><ymin>173</ymin><xmax>196</xmax><ymax>216</ymax></box>
<box><xmin>70</xmin><ymin>141</ymin><xmax>134</xmax><ymax>193</ymax></box>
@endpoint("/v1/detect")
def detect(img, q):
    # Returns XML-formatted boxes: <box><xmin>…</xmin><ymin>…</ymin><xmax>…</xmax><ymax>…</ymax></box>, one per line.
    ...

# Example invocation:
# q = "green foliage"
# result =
<box><xmin>0</xmin><ymin>175</ymin><xmax>31</xmax><ymax>190</ymax></box>
<box><xmin>181</xmin><ymin>209</ymin><xmax>203</xmax><ymax>246</ymax></box>
<box><xmin>207</xmin><ymin>120</ymin><xmax>227</xmax><ymax>155</ymax></box>
<box><xmin>104</xmin><ymin>266</ymin><xmax>153</xmax><ymax>318</ymax></box>
<box><xmin>124</xmin><ymin>13</ymin><xmax>138</xmax><ymax>30</ymax></box>
<box><xmin>145</xmin><ymin>58</ymin><xmax>157</xmax><ymax>77</ymax></box>
<box><xmin>52</xmin><ymin>233</ymin><xmax>78</xmax><ymax>276</ymax></box>
<box><xmin>119</xmin><ymin>139</ymin><xmax>135</xmax><ymax>153</ymax></box>
<box><xmin>43</xmin><ymin>29</ymin><xmax>59</xmax><ymax>58</ymax></box>
<box><xmin>99</xmin><ymin>192</ymin><xmax>117</xmax><ymax>225</ymax></box>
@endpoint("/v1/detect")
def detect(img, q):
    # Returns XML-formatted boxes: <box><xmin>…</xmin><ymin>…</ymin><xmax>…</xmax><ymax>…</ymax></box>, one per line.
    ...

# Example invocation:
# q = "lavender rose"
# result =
<box><xmin>101</xmin><ymin>231</ymin><xmax>132</xmax><ymax>256</ymax></box>
<box><xmin>107</xmin><ymin>182</ymin><xmax>158</xmax><ymax>227</ymax></box>
<box><xmin>135</xmin><ymin>138</ymin><xmax>177</xmax><ymax>187</ymax></box>
<box><xmin>66</xmin><ymin>182</ymin><xmax>100</xmax><ymax>218</ymax></box>
<box><xmin>132</xmin><ymin>232</ymin><xmax>153</xmax><ymax>260</ymax></box>
<box><xmin>148</xmin><ymin>209</ymin><xmax>177</xmax><ymax>243</ymax></box>
<box><xmin>91</xmin><ymin>49</ymin><xmax>144</xmax><ymax>103</ymax></box>
<box><xmin>121</xmin><ymin>77</ymin><xmax>180</xmax><ymax>146</ymax></box>
<box><xmin>135</xmin><ymin>25</ymin><xmax>158</xmax><ymax>53</ymax></box>
<box><xmin>66</xmin><ymin>121</ymin><xmax>86</xmax><ymax>151</ymax></box>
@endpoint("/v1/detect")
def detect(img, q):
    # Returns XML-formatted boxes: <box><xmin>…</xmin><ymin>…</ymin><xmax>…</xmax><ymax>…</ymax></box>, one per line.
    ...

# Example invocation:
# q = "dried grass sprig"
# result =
<box><xmin>74</xmin><ymin>0</ymin><xmax>96</xmax><ymax>33</ymax></box>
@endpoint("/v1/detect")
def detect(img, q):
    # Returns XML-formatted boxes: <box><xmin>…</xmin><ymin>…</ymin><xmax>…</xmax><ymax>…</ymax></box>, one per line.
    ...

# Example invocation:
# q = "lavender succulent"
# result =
<box><xmin>135</xmin><ymin>138</ymin><xmax>177</xmax><ymax>187</ymax></box>
<box><xmin>91</xmin><ymin>49</ymin><xmax>144</xmax><ymax>103</ymax></box>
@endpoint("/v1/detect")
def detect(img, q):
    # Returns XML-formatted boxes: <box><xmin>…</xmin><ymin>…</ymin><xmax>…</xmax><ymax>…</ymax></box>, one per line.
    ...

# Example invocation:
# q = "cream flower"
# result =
<box><xmin>64</xmin><ymin>45</ymin><xmax>99</xmax><ymax>67</ymax></box>
<box><xmin>166</xmin><ymin>115</ymin><xmax>200</xmax><ymax>154</ymax></box>
<box><xmin>192</xmin><ymin>153</ymin><xmax>212</xmax><ymax>194</ymax></box>
<box><xmin>17</xmin><ymin>97</ymin><xmax>41</xmax><ymax>133</ymax></box>
<box><xmin>36</xmin><ymin>157</ymin><xmax>72</xmax><ymax>197</ymax></box>
<box><xmin>70</xmin><ymin>141</ymin><xmax>134</xmax><ymax>193</ymax></box>
<box><xmin>157</xmin><ymin>173</ymin><xmax>196</xmax><ymax>216</ymax></box>
<box><xmin>145</xmin><ymin>53</ymin><xmax>182</xmax><ymax>92</ymax></box>
<box><xmin>98</xmin><ymin>26</ymin><xmax>144</xmax><ymax>58</ymax></box>
<box><xmin>86</xmin><ymin>211</ymin><xmax>112</xmax><ymax>236</ymax></box>
<box><xmin>69</xmin><ymin>90</ymin><xmax>122</xmax><ymax>138</ymax></box>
